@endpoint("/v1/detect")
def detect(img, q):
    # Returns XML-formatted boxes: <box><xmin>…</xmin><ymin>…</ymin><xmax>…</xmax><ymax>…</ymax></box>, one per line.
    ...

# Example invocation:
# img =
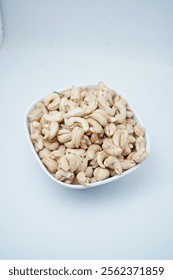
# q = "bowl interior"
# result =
<box><xmin>25</xmin><ymin>85</ymin><xmax>150</xmax><ymax>189</ymax></box>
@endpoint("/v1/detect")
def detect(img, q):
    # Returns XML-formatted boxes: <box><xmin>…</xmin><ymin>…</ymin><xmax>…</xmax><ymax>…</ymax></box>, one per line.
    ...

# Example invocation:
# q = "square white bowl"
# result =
<box><xmin>24</xmin><ymin>85</ymin><xmax>150</xmax><ymax>189</ymax></box>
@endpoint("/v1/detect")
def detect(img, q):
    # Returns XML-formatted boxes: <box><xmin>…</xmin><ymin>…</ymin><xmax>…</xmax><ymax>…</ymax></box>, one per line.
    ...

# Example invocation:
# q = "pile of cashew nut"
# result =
<box><xmin>28</xmin><ymin>82</ymin><xmax>148</xmax><ymax>186</ymax></box>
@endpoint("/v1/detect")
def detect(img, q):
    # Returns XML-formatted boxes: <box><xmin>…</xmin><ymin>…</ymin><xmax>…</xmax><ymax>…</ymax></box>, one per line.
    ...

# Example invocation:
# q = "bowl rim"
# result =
<box><xmin>24</xmin><ymin>84</ymin><xmax>150</xmax><ymax>189</ymax></box>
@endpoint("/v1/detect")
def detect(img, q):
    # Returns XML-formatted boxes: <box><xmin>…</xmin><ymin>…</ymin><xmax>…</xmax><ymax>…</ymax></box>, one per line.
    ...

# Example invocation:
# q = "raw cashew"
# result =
<box><xmin>134</xmin><ymin>124</ymin><xmax>145</xmax><ymax>137</ymax></box>
<box><xmin>44</xmin><ymin>140</ymin><xmax>59</xmax><ymax>151</ymax></box>
<box><xmin>104</xmin><ymin>156</ymin><xmax>122</xmax><ymax>175</ymax></box>
<box><xmin>42</xmin><ymin>158</ymin><xmax>57</xmax><ymax>173</ymax></box>
<box><xmin>71</xmin><ymin>126</ymin><xmax>84</xmax><ymax>148</ymax></box>
<box><xmin>132</xmin><ymin>148</ymin><xmax>148</xmax><ymax>163</ymax></box>
<box><xmin>87</xmin><ymin>118</ymin><xmax>103</xmax><ymax>134</ymax></box>
<box><xmin>102</xmin><ymin>139</ymin><xmax>122</xmax><ymax>157</ymax></box>
<box><xmin>94</xmin><ymin>167</ymin><xmax>110</xmax><ymax>181</ymax></box>
<box><xmin>70</xmin><ymin>87</ymin><xmax>81</xmax><ymax>103</ymax></box>
<box><xmin>50</xmin><ymin>145</ymin><xmax>66</xmax><ymax>159</ymax></box>
<box><xmin>97</xmin><ymin>151</ymin><xmax>108</xmax><ymax>168</ymax></box>
<box><xmin>39</xmin><ymin>148</ymin><xmax>51</xmax><ymax>159</ymax></box>
<box><xmin>113</xmin><ymin>101</ymin><xmax>126</xmax><ymax>123</ymax></box>
<box><xmin>55</xmin><ymin>169</ymin><xmax>74</xmax><ymax>182</ymax></box>
<box><xmin>104</xmin><ymin>123</ymin><xmax>116</xmax><ymax>137</ymax></box>
<box><xmin>81</xmin><ymin>94</ymin><xmax>98</xmax><ymax>114</ymax></box>
<box><xmin>120</xmin><ymin>160</ymin><xmax>136</xmax><ymax>170</ymax></box>
<box><xmin>98</xmin><ymin>90</ymin><xmax>115</xmax><ymax>116</ymax></box>
<box><xmin>43</xmin><ymin>112</ymin><xmax>63</xmax><ymax>123</ymax></box>
<box><xmin>90</xmin><ymin>111</ymin><xmax>107</xmax><ymax>126</ymax></box>
<box><xmin>44</xmin><ymin>93</ymin><xmax>59</xmax><ymax>108</ymax></box>
<box><xmin>28</xmin><ymin>108</ymin><xmax>43</xmax><ymax>122</ymax></box>
<box><xmin>65</xmin><ymin>117</ymin><xmax>89</xmax><ymax>132</ymax></box>
<box><xmin>76</xmin><ymin>172</ymin><xmax>90</xmax><ymax>185</ymax></box>
<box><xmin>86</xmin><ymin>145</ymin><xmax>102</xmax><ymax>160</ymax></box>
<box><xmin>65</xmin><ymin>107</ymin><xmax>85</xmax><ymax>118</ymax></box>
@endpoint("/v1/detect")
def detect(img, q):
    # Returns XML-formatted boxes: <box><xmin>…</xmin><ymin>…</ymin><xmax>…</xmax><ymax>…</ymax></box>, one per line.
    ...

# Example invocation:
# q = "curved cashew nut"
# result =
<box><xmin>30</xmin><ymin>121</ymin><xmax>42</xmax><ymax>136</ymax></box>
<box><xmin>87</xmin><ymin>118</ymin><xmax>103</xmax><ymax>134</ymax></box>
<box><xmin>85</xmin><ymin>166</ymin><xmax>93</xmax><ymax>178</ymax></box>
<box><xmin>98</xmin><ymin>90</ymin><xmax>115</xmax><ymax>116</ymax></box>
<box><xmin>131</xmin><ymin>148</ymin><xmax>148</xmax><ymax>163</ymax></box>
<box><xmin>126</xmin><ymin>107</ymin><xmax>133</xmax><ymax>118</ymax></box>
<box><xmin>59</xmin><ymin>156</ymin><xmax>70</xmax><ymax>171</ymax></box>
<box><xmin>39</xmin><ymin>148</ymin><xmax>51</xmax><ymax>159</ymax></box>
<box><xmin>135</xmin><ymin>136</ymin><xmax>145</xmax><ymax>151</ymax></box>
<box><xmin>120</xmin><ymin>160</ymin><xmax>136</xmax><ymax>170</ymax></box>
<box><xmin>134</xmin><ymin>124</ymin><xmax>145</xmax><ymax>137</ymax></box>
<box><xmin>76</xmin><ymin>157</ymin><xmax>88</xmax><ymax>173</ymax></box>
<box><xmin>104</xmin><ymin>123</ymin><xmax>116</xmax><ymax>137</ymax></box>
<box><xmin>86</xmin><ymin>145</ymin><xmax>102</xmax><ymax>160</ymax></box>
<box><xmin>71</xmin><ymin>126</ymin><xmax>84</xmax><ymax>148</ymax></box>
<box><xmin>102</xmin><ymin>139</ymin><xmax>122</xmax><ymax>157</ymax></box>
<box><xmin>49</xmin><ymin>121</ymin><xmax>59</xmax><ymax>140</ymax></box>
<box><xmin>50</xmin><ymin>145</ymin><xmax>66</xmax><ymax>159</ymax></box>
<box><xmin>28</xmin><ymin>108</ymin><xmax>43</xmax><ymax>122</ymax></box>
<box><xmin>55</xmin><ymin>169</ymin><xmax>74</xmax><ymax>182</ymax></box>
<box><xmin>43</xmin><ymin>112</ymin><xmax>64</xmax><ymax>123</ymax></box>
<box><xmin>93</xmin><ymin>167</ymin><xmax>110</xmax><ymax>181</ymax></box>
<box><xmin>97</xmin><ymin>82</ymin><xmax>114</xmax><ymax>106</ymax></box>
<box><xmin>44</xmin><ymin>140</ymin><xmax>59</xmax><ymax>151</ymax></box>
<box><xmin>126</xmin><ymin>123</ymin><xmax>134</xmax><ymax>134</ymax></box>
<box><xmin>65</xmin><ymin>117</ymin><xmax>89</xmax><ymax>132</ymax></box>
<box><xmin>70</xmin><ymin>86</ymin><xmax>81</xmax><ymax>103</ymax></box>
<box><xmin>113</xmin><ymin>101</ymin><xmax>126</xmax><ymax>123</ymax></box>
<box><xmin>42</xmin><ymin>158</ymin><xmax>57</xmax><ymax>173</ymax></box>
<box><xmin>43</xmin><ymin>121</ymin><xmax>59</xmax><ymax>140</ymax></box>
<box><xmin>113</xmin><ymin>129</ymin><xmax>128</xmax><ymax>150</ymax></box>
<box><xmin>76</xmin><ymin>172</ymin><xmax>90</xmax><ymax>185</ymax></box>
<box><xmin>65</xmin><ymin>107</ymin><xmax>85</xmax><ymax>118</ymax></box>
<box><xmin>81</xmin><ymin>94</ymin><xmax>98</xmax><ymax>114</ymax></box>
<box><xmin>81</xmin><ymin>135</ymin><xmax>91</xmax><ymax>147</ymax></box>
<box><xmin>36</xmin><ymin>102</ymin><xmax>48</xmax><ymax>114</ymax></box>
<box><xmin>44</xmin><ymin>93</ymin><xmax>60</xmax><ymax>109</ymax></box>
<box><xmin>104</xmin><ymin>156</ymin><xmax>122</xmax><ymax>175</ymax></box>
<box><xmin>126</xmin><ymin>118</ymin><xmax>136</xmax><ymax>126</ymax></box>
<box><xmin>66</xmin><ymin>148</ymin><xmax>86</xmax><ymax>156</ymax></box>
<box><xmin>90</xmin><ymin>111</ymin><xmax>107</xmax><ymax>126</ymax></box>
<box><xmin>48</xmin><ymin>96</ymin><xmax>60</xmax><ymax>110</ymax></box>
<box><xmin>34</xmin><ymin>135</ymin><xmax>44</xmax><ymax>151</ymax></box>
<box><xmin>64</xmin><ymin>141</ymin><xmax>75</xmax><ymax>148</ymax></box>
<box><xmin>60</xmin><ymin>98</ymin><xmax>78</xmax><ymax>112</ymax></box>
<box><xmin>65</xmin><ymin>154</ymin><xmax>81</xmax><ymax>172</ymax></box>
<box><xmin>97</xmin><ymin>151</ymin><xmax>108</xmax><ymax>168</ymax></box>
<box><xmin>60</xmin><ymin>88</ymin><xmax>71</xmax><ymax>99</ymax></box>
<box><xmin>57</xmin><ymin>133</ymin><xmax>71</xmax><ymax>143</ymax></box>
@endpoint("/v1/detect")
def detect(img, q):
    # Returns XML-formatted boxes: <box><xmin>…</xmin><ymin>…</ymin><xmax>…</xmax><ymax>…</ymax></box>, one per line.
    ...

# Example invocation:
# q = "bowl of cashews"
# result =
<box><xmin>25</xmin><ymin>82</ymin><xmax>150</xmax><ymax>189</ymax></box>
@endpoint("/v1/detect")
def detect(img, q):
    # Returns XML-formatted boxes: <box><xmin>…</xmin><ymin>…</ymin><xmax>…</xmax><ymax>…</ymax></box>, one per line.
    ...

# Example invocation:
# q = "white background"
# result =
<box><xmin>0</xmin><ymin>0</ymin><xmax>173</xmax><ymax>259</ymax></box>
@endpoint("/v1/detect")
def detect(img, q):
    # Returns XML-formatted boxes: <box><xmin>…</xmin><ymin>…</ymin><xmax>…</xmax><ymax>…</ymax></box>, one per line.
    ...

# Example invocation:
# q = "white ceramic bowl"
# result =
<box><xmin>24</xmin><ymin>85</ymin><xmax>150</xmax><ymax>189</ymax></box>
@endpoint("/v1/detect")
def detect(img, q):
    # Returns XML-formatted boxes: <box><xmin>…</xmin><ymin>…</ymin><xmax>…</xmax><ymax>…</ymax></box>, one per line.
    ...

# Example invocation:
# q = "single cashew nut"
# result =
<box><xmin>76</xmin><ymin>172</ymin><xmax>90</xmax><ymax>185</ymax></box>
<box><xmin>71</xmin><ymin>126</ymin><xmax>84</xmax><ymax>148</ymax></box>
<box><xmin>39</xmin><ymin>148</ymin><xmax>51</xmax><ymax>159</ymax></box>
<box><xmin>87</xmin><ymin>118</ymin><xmax>103</xmax><ymax>134</ymax></box>
<box><xmin>94</xmin><ymin>167</ymin><xmax>110</xmax><ymax>181</ymax></box>
<box><xmin>65</xmin><ymin>117</ymin><xmax>89</xmax><ymax>132</ymax></box>
<box><xmin>134</xmin><ymin>124</ymin><xmax>145</xmax><ymax>137</ymax></box>
<box><xmin>28</xmin><ymin>108</ymin><xmax>43</xmax><ymax>122</ymax></box>
<box><xmin>120</xmin><ymin>159</ymin><xmax>136</xmax><ymax>170</ymax></box>
<box><xmin>97</xmin><ymin>151</ymin><xmax>108</xmax><ymax>168</ymax></box>
<box><xmin>86</xmin><ymin>145</ymin><xmax>102</xmax><ymax>160</ymax></box>
<box><xmin>104</xmin><ymin>156</ymin><xmax>122</xmax><ymax>175</ymax></box>
<box><xmin>42</xmin><ymin>158</ymin><xmax>57</xmax><ymax>173</ymax></box>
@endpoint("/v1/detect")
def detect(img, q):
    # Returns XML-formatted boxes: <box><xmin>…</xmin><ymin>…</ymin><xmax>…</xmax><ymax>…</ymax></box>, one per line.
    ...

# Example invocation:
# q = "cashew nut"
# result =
<box><xmin>65</xmin><ymin>117</ymin><xmax>89</xmax><ymax>132</ymax></box>
<box><xmin>93</xmin><ymin>167</ymin><xmax>110</xmax><ymax>181</ymax></box>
